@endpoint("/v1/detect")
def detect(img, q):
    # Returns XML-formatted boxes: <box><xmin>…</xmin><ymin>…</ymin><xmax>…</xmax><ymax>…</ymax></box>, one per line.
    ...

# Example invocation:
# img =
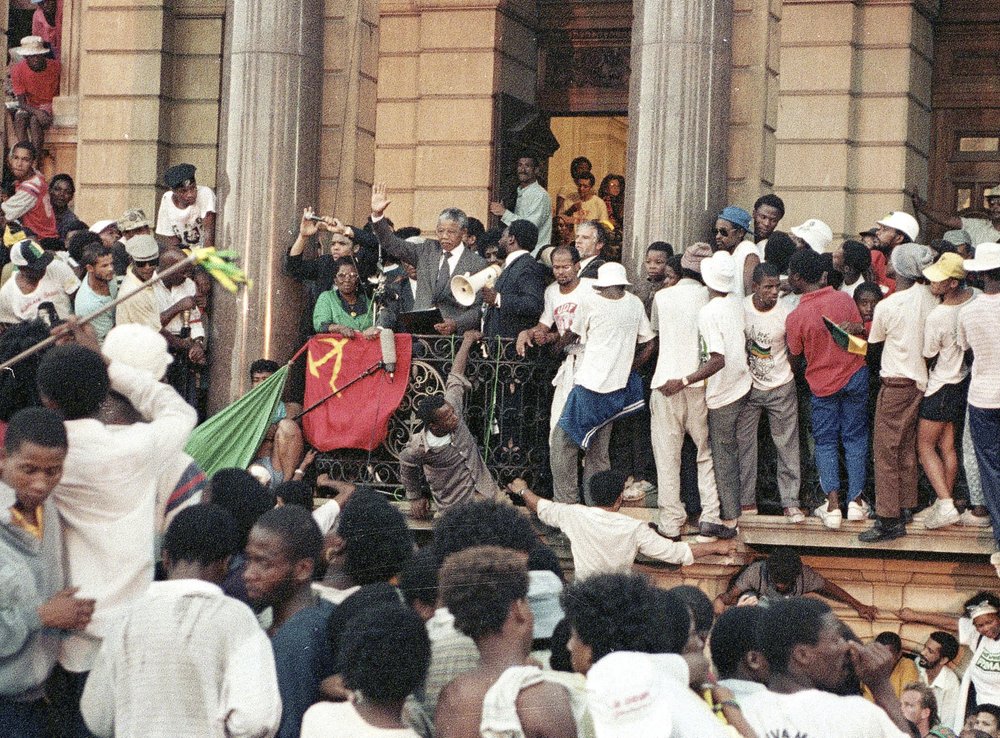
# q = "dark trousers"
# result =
<box><xmin>970</xmin><ymin>405</ymin><xmax>1000</xmax><ymax>547</ymax></box>
<box><xmin>47</xmin><ymin>666</ymin><xmax>93</xmax><ymax>738</ymax></box>
<box><xmin>0</xmin><ymin>697</ymin><xmax>48</xmax><ymax>738</ymax></box>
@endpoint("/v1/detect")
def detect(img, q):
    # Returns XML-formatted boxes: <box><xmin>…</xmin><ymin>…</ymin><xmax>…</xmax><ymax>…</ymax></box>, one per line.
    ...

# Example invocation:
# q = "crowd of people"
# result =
<box><xmin>2</xmin><ymin>120</ymin><xmax>1000</xmax><ymax>738</ymax></box>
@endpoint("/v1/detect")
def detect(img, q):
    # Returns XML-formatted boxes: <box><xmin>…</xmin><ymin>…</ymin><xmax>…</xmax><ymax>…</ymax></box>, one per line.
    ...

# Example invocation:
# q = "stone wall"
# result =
<box><xmin>772</xmin><ymin>0</ymin><xmax>936</xmax><ymax>243</ymax></box>
<box><xmin>373</xmin><ymin>0</ymin><xmax>537</xmax><ymax>232</ymax></box>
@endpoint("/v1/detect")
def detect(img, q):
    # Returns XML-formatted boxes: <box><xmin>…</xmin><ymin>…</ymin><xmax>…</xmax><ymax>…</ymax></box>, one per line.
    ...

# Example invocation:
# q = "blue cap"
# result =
<box><xmin>718</xmin><ymin>206</ymin><xmax>752</xmax><ymax>233</ymax></box>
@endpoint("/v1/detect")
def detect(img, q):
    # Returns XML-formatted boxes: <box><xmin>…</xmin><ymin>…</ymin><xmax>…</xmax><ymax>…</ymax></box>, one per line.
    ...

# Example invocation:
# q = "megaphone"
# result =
<box><xmin>451</xmin><ymin>264</ymin><xmax>502</xmax><ymax>306</ymax></box>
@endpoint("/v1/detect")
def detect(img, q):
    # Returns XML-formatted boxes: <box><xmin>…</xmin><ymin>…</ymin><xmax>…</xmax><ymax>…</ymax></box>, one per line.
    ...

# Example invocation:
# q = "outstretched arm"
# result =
<box><xmin>897</xmin><ymin>607</ymin><xmax>959</xmax><ymax>631</ymax></box>
<box><xmin>451</xmin><ymin>329</ymin><xmax>481</xmax><ymax>377</ymax></box>
<box><xmin>819</xmin><ymin>581</ymin><xmax>879</xmax><ymax>621</ymax></box>
<box><xmin>911</xmin><ymin>191</ymin><xmax>962</xmax><ymax>230</ymax></box>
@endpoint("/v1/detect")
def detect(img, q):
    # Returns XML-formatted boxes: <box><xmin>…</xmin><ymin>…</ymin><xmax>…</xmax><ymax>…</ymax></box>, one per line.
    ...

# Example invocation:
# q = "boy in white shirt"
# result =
<box><xmin>737</xmin><ymin>262</ymin><xmax>803</xmax><ymax>521</ymax></box>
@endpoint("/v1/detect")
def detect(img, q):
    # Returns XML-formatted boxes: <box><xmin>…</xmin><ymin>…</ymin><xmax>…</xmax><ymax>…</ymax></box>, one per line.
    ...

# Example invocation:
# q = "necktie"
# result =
<box><xmin>437</xmin><ymin>251</ymin><xmax>452</xmax><ymax>289</ymax></box>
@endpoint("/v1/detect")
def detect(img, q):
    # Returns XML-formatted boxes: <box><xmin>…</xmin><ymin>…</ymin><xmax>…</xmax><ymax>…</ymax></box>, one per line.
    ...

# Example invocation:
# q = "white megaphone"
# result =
<box><xmin>451</xmin><ymin>263</ymin><xmax>502</xmax><ymax>306</ymax></box>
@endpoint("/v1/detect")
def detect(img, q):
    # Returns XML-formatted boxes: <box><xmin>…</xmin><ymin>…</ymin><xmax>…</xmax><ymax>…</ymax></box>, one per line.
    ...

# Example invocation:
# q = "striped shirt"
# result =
<box><xmin>958</xmin><ymin>292</ymin><xmax>1000</xmax><ymax>409</ymax></box>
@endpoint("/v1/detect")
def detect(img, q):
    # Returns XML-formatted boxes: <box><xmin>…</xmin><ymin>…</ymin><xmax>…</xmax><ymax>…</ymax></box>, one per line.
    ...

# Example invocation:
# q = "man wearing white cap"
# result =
<box><xmin>0</xmin><ymin>238</ymin><xmax>79</xmax><ymax>327</ymax></box>
<box><xmin>115</xmin><ymin>234</ymin><xmax>162</xmax><ymax>333</ymax></box>
<box><xmin>550</xmin><ymin>261</ymin><xmax>655</xmax><ymax>504</ymax></box>
<box><xmin>693</xmin><ymin>251</ymin><xmax>751</xmax><ymax>537</ymax></box>
<box><xmin>874</xmin><ymin>211</ymin><xmax>920</xmax><ymax>251</ymax></box>
<box><xmin>957</xmin><ymin>242</ymin><xmax>1000</xmax><ymax>550</ymax></box>
<box><xmin>89</xmin><ymin>219</ymin><xmax>121</xmax><ymax>248</ymax></box>
<box><xmin>8</xmin><ymin>35</ymin><xmax>60</xmax><ymax>153</ymax></box>
<box><xmin>913</xmin><ymin>187</ymin><xmax>1000</xmax><ymax>247</ymax></box>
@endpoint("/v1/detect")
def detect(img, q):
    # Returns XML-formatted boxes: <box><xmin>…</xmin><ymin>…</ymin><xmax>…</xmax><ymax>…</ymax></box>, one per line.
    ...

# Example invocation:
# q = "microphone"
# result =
<box><xmin>379</xmin><ymin>328</ymin><xmax>397</xmax><ymax>380</ymax></box>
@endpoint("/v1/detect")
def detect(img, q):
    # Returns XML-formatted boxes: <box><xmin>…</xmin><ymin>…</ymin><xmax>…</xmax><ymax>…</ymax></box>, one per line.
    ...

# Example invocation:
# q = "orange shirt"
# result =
<box><xmin>8</xmin><ymin>503</ymin><xmax>44</xmax><ymax>540</ymax></box>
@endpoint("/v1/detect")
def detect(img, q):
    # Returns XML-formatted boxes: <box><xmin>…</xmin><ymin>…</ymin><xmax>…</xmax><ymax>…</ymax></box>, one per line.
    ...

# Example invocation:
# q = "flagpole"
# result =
<box><xmin>293</xmin><ymin>360</ymin><xmax>384</xmax><ymax>420</ymax></box>
<box><xmin>0</xmin><ymin>251</ymin><xmax>200</xmax><ymax>372</ymax></box>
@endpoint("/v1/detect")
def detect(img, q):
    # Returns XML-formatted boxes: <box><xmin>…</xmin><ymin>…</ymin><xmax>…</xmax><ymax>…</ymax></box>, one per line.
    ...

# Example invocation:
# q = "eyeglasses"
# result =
<box><xmin>335</xmin><ymin>272</ymin><xmax>359</xmax><ymax>281</ymax></box>
<box><xmin>714</xmin><ymin>228</ymin><xmax>730</xmax><ymax>236</ymax></box>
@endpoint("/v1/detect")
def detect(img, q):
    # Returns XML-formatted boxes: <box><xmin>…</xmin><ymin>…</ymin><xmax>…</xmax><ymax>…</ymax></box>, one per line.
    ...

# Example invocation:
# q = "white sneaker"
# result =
<box><xmin>847</xmin><ymin>499</ymin><xmax>870</xmax><ymax>521</ymax></box>
<box><xmin>813</xmin><ymin>503</ymin><xmax>843</xmax><ymax>530</ymax></box>
<box><xmin>784</xmin><ymin>507</ymin><xmax>806</xmax><ymax>524</ymax></box>
<box><xmin>923</xmin><ymin>501</ymin><xmax>960</xmax><ymax>530</ymax></box>
<box><xmin>961</xmin><ymin>510</ymin><xmax>992</xmax><ymax>527</ymax></box>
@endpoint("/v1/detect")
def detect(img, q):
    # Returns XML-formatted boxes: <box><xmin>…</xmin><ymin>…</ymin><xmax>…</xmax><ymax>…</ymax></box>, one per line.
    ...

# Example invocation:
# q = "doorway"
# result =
<box><xmin>548</xmin><ymin>115</ymin><xmax>629</xmax><ymax>254</ymax></box>
<box><xmin>926</xmin><ymin>0</ymin><xmax>1000</xmax><ymax>238</ymax></box>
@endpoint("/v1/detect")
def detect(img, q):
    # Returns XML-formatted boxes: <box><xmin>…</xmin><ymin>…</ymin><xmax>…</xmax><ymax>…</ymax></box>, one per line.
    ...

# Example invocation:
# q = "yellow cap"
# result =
<box><xmin>923</xmin><ymin>252</ymin><xmax>965</xmax><ymax>282</ymax></box>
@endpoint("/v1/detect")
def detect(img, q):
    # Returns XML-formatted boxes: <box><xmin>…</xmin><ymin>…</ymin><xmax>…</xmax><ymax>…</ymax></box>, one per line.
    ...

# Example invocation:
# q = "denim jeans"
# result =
<box><xmin>969</xmin><ymin>404</ymin><xmax>1000</xmax><ymax>546</ymax></box>
<box><xmin>810</xmin><ymin>366</ymin><xmax>869</xmax><ymax>502</ymax></box>
<box><xmin>0</xmin><ymin>697</ymin><xmax>47</xmax><ymax>738</ymax></box>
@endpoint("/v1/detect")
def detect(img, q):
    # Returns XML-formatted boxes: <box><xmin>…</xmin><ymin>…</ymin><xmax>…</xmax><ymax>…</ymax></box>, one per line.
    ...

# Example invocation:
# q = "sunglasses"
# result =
<box><xmin>714</xmin><ymin>228</ymin><xmax>730</xmax><ymax>236</ymax></box>
<box><xmin>135</xmin><ymin>258</ymin><xmax>159</xmax><ymax>267</ymax></box>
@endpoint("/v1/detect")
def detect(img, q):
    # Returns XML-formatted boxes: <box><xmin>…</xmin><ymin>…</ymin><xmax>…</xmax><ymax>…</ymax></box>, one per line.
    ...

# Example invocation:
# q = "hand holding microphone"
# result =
<box><xmin>379</xmin><ymin>328</ymin><xmax>397</xmax><ymax>381</ymax></box>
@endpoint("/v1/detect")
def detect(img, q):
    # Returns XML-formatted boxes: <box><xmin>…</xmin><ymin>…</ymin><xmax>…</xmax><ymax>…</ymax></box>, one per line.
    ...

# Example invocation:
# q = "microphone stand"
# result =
<box><xmin>293</xmin><ymin>360</ymin><xmax>387</xmax><ymax>420</ymax></box>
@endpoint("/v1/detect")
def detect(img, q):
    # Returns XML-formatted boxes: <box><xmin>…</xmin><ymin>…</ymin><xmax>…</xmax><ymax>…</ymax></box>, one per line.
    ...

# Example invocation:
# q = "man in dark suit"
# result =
<box><xmin>377</xmin><ymin>259</ymin><xmax>418</xmax><ymax>330</ymax></box>
<box><xmin>482</xmin><ymin>220</ymin><xmax>546</xmax><ymax>339</ymax></box>
<box><xmin>370</xmin><ymin>183</ymin><xmax>486</xmax><ymax>335</ymax></box>
<box><xmin>576</xmin><ymin>220</ymin><xmax>609</xmax><ymax>280</ymax></box>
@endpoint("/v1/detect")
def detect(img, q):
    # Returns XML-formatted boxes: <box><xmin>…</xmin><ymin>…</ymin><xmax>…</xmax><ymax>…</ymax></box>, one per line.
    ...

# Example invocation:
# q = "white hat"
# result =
<box><xmin>12</xmin><ymin>36</ymin><xmax>48</xmax><ymax>56</ymax></box>
<box><xmin>876</xmin><ymin>211</ymin><xmax>920</xmax><ymax>242</ymax></box>
<box><xmin>964</xmin><ymin>243</ymin><xmax>1000</xmax><ymax>272</ymax></box>
<box><xmin>125</xmin><ymin>233</ymin><xmax>160</xmax><ymax>261</ymax></box>
<box><xmin>593</xmin><ymin>262</ymin><xmax>630</xmax><ymax>288</ymax></box>
<box><xmin>790</xmin><ymin>219</ymin><xmax>834</xmax><ymax>253</ymax></box>
<box><xmin>89</xmin><ymin>219</ymin><xmax>117</xmax><ymax>236</ymax></box>
<box><xmin>587</xmin><ymin>652</ymin><xmax>672</xmax><ymax>738</ymax></box>
<box><xmin>102</xmin><ymin>324</ymin><xmax>173</xmax><ymax>380</ymax></box>
<box><xmin>700</xmin><ymin>250</ymin><xmax>736</xmax><ymax>293</ymax></box>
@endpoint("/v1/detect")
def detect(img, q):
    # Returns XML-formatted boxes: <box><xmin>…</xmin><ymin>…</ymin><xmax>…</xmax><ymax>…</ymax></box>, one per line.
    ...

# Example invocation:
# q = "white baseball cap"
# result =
<box><xmin>876</xmin><ymin>211</ymin><xmax>920</xmax><ymax>242</ymax></box>
<box><xmin>790</xmin><ymin>219</ymin><xmax>834</xmax><ymax>253</ymax></box>
<box><xmin>700</xmin><ymin>250</ymin><xmax>736</xmax><ymax>293</ymax></box>
<box><xmin>593</xmin><ymin>262</ymin><xmax>631</xmax><ymax>288</ymax></box>
<box><xmin>587</xmin><ymin>652</ymin><xmax>673</xmax><ymax>738</ymax></box>
<box><xmin>964</xmin><ymin>243</ymin><xmax>1000</xmax><ymax>272</ymax></box>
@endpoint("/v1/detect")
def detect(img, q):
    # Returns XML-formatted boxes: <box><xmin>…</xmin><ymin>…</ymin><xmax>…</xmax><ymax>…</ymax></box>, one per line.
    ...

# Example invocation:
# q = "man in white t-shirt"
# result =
<box><xmin>511</xmin><ymin>470</ymin><xmax>733</xmax><ymax>578</ymax></box>
<box><xmin>0</xmin><ymin>238</ymin><xmax>80</xmax><ymax>327</ymax></box>
<box><xmin>152</xmin><ymin>248</ymin><xmax>206</xmax><ymax>404</ymax></box>
<box><xmin>154</xmin><ymin>163</ymin><xmax>216</xmax><ymax>248</ymax></box>
<box><xmin>649</xmin><ymin>243</ymin><xmax>724</xmax><ymax>539</ymax></box>
<box><xmin>713</xmin><ymin>205</ymin><xmax>760</xmax><ymax>298</ymax></box>
<box><xmin>862</xmin><ymin>244</ymin><xmax>938</xmax><ymax>543</ymax></box>
<box><xmin>736</xmin><ymin>261</ymin><xmax>802</xmax><ymax>521</ymax></box>
<box><xmin>740</xmin><ymin>598</ymin><xmax>910</xmax><ymax>738</ymax></box>
<box><xmin>915</xmin><ymin>631</ymin><xmax>961</xmax><ymax>730</ymax></box>
<box><xmin>689</xmin><ymin>251</ymin><xmax>751</xmax><ymax>537</ymax></box>
<box><xmin>516</xmin><ymin>247</ymin><xmax>594</xmax><ymax>503</ymax></box>
<box><xmin>918</xmin><ymin>253</ymin><xmax>976</xmax><ymax>530</ymax></box>
<box><xmin>550</xmin><ymin>262</ymin><xmax>655</xmax><ymax>504</ymax></box>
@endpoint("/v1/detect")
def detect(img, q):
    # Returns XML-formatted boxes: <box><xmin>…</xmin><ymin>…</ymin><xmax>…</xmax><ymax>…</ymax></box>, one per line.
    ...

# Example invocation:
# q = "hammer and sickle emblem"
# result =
<box><xmin>307</xmin><ymin>337</ymin><xmax>349</xmax><ymax>395</ymax></box>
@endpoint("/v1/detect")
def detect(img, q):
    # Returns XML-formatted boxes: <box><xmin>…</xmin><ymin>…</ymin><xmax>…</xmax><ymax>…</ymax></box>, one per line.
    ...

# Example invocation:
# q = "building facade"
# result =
<box><xmin>4</xmin><ymin>0</ymin><xmax>997</xmax><ymax>401</ymax></box>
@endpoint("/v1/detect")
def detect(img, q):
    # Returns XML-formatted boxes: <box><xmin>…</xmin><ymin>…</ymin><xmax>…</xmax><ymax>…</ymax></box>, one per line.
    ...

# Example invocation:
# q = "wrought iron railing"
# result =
<box><xmin>316</xmin><ymin>335</ymin><xmax>563</xmax><ymax>498</ymax></box>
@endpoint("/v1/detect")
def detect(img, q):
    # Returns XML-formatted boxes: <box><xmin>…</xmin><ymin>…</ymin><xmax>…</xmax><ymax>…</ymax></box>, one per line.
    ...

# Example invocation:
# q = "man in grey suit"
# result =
<box><xmin>370</xmin><ymin>183</ymin><xmax>487</xmax><ymax>335</ymax></box>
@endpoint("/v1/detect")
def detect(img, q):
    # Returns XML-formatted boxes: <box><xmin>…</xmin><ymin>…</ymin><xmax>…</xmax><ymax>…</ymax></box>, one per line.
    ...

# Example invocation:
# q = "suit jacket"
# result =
<box><xmin>482</xmin><ymin>252</ymin><xmax>547</xmax><ymax>339</ymax></box>
<box><xmin>371</xmin><ymin>217</ymin><xmax>487</xmax><ymax>332</ymax></box>
<box><xmin>578</xmin><ymin>256</ymin><xmax>606</xmax><ymax>281</ymax></box>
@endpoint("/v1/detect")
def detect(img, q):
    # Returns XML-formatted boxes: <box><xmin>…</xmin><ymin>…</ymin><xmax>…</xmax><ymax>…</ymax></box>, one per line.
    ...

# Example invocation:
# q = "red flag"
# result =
<box><xmin>302</xmin><ymin>333</ymin><xmax>413</xmax><ymax>452</ymax></box>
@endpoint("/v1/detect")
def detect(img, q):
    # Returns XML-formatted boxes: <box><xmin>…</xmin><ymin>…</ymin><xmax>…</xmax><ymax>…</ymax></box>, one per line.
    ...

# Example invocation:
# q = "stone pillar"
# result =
<box><xmin>623</xmin><ymin>0</ymin><xmax>733</xmax><ymax>273</ymax></box>
<box><xmin>208</xmin><ymin>0</ymin><xmax>323</xmax><ymax>411</ymax></box>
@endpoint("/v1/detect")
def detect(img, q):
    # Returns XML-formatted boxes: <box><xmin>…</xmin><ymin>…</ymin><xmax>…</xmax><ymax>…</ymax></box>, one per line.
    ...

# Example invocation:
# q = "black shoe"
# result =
<box><xmin>649</xmin><ymin>523</ymin><xmax>681</xmax><ymax>542</ymax></box>
<box><xmin>699</xmin><ymin>522</ymin><xmax>739</xmax><ymax>540</ymax></box>
<box><xmin>901</xmin><ymin>508</ymin><xmax>914</xmax><ymax>524</ymax></box>
<box><xmin>858</xmin><ymin>517</ymin><xmax>906</xmax><ymax>543</ymax></box>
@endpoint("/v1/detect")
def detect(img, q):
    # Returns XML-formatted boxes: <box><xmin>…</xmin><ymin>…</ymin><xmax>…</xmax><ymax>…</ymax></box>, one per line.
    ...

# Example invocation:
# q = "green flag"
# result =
<box><xmin>185</xmin><ymin>364</ymin><xmax>289</xmax><ymax>477</ymax></box>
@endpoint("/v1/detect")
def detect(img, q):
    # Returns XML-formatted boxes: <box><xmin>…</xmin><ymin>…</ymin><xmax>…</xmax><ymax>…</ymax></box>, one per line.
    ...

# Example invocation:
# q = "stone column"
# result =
<box><xmin>623</xmin><ymin>0</ymin><xmax>733</xmax><ymax>273</ymax></box>
<box><xmin>208</xmin><ymin>0</ymin><xmax>323</xmax><ymax>411</ymax></box>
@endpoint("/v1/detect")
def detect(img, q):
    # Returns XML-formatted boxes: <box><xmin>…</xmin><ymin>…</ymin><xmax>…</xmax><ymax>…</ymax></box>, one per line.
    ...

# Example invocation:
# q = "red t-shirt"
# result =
<box><xmin>786</xmin><ymin>286</ymin><xmax>866</xmax><ymax>397</ymax></box>
<box><xmin>10</xmin><ymin>59</ymin><xmax>61</xmax><ymax>112</ymax></box>
<box><xmin>16</xmin><ymin>173</ymin><xmax>58</xmax><ymax>240</ymax></box>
